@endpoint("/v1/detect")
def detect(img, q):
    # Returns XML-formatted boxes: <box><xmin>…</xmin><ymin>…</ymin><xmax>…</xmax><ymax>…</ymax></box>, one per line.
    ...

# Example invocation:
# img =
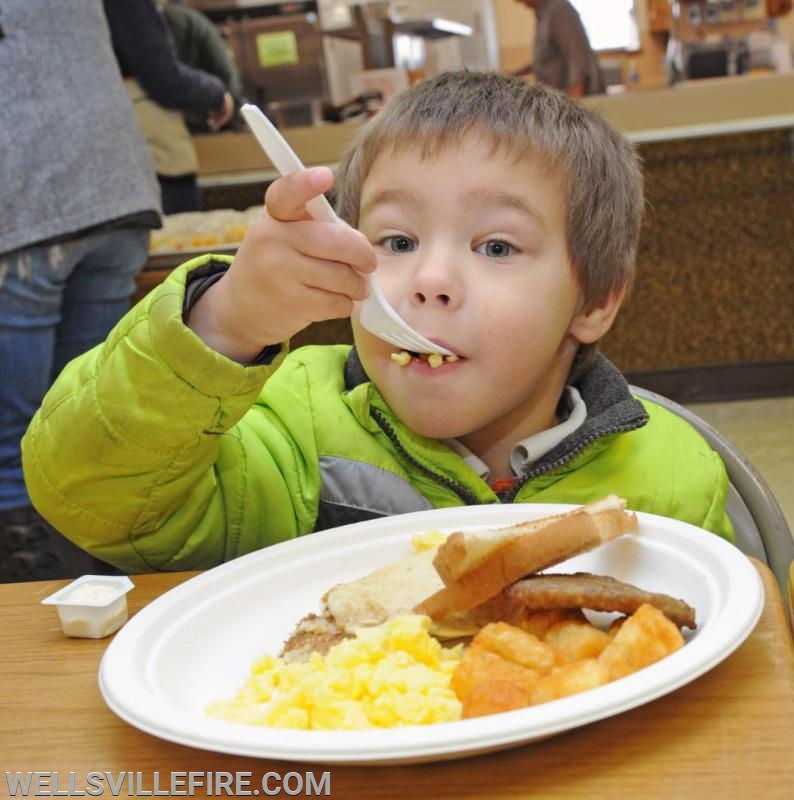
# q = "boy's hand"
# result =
<box><xmin>188</xmin><ymin>167</ymin><xmax>375</xmax><ymax>362</ymax></box>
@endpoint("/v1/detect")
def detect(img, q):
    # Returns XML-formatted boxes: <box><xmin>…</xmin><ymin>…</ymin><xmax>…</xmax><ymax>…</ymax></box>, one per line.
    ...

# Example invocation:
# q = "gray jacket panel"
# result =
<box><xmin>0</xmin><ymin>0</ymin><xmax>161</xmax><ymax>254</ymax></box>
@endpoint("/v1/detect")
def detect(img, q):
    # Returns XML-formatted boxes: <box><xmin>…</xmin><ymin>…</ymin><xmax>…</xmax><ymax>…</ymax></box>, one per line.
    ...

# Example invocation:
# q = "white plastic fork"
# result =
<box><xmin>239</xmin><ymin>104</ymin><xmax>453</xmax><ymax>357</ymax></box>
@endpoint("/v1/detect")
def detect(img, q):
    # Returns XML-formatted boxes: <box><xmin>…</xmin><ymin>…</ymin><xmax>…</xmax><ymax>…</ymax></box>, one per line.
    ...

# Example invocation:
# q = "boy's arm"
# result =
<box><xmin>21</xmin><ymin>258</ymin><xmax>305</xmax><ymax>572</ymax></box>
<box><xmin>23</xmin><ymin>170</ymin><xmax>374</xmax><ymax>572</ymax></box>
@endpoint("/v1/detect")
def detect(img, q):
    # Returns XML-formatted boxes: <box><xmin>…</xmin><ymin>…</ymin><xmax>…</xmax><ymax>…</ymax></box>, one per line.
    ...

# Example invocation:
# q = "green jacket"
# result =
<box><xmin>22</xmin><ymin>257</ymin><xmax>734</xmax><ymax>572</ymax></box>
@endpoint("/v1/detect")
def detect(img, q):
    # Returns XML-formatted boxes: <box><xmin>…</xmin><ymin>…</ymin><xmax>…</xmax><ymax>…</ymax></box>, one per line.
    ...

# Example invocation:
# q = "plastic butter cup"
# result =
<box><xmin>41</xmin><ymin>575</ymin><xmax>135</xmax><ymax>639</ymax></box>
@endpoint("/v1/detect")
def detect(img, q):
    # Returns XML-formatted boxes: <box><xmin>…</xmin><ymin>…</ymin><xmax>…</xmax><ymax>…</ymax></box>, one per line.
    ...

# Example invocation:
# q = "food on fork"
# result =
<box><xmin>390</xmin><ymin>350</ymin><xmax>412</xmax><ymax>367</ymax></box>
<box><xmin>390</xmin><ymin>350</ymin><xmax>460</xmax><ymax>368</ymax></box>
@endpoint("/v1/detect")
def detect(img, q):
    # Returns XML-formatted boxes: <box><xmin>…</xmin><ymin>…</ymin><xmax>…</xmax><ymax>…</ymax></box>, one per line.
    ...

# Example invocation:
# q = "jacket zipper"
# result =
<box><xmin>373</xmin><ymin>409</ymin><xmax>647</xmax><ymax>506</ymax></box>
<box><xmin>370</xmin><ymin>409</ymin><xmax>484</xmax><ymax>506</ymax></box>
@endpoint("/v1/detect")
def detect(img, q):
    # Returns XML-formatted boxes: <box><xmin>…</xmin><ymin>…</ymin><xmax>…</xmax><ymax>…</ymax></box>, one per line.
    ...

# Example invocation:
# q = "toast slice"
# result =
<box><xmin>433</xmin><ymin>510</ymin><xmax>572</xmax><ymax>585</ymax></box>
<box><xmin>414</xmin><ymin>496</ymin><xmax>637</xmax><ymax>620</ymax></box>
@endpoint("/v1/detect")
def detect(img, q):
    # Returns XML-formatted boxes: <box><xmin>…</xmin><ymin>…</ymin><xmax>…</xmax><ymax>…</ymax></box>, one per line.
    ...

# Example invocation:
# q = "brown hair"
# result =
<box><xmin>334</xmin><ymin>70</ymin><xmax>644</xmax><ymax>315</ymax></box>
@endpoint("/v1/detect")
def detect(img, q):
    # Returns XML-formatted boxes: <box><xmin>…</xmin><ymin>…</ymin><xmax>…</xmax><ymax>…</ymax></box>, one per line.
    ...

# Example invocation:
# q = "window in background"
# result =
<box><xmin>569</xmin><ymin>0</ymin><xmax>640</xmax><ymax>51</ymax></box>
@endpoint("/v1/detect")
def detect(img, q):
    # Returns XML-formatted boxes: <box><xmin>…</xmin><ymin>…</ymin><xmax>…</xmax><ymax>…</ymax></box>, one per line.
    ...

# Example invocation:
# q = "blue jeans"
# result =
<box><xmin>0</xmin><ymin>227</ymin><xmax>150</xmax><ymax>510</ymax></box>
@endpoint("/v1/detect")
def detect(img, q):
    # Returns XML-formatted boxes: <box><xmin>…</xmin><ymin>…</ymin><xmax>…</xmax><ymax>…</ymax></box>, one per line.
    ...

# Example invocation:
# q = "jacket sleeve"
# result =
<box><xmin>21</xmin><ymin>256</ymin><xmax>317</xmax><ymax>573</ymax></box>
<box><xmin>165</xmin><ymin>6</ymin><xmax>244</xmax><ymax>100</ymax></box>
<box><xmin>103</xmin><ymin>0</ymin><xmax>225</xmax><ymax>113</ymax></box>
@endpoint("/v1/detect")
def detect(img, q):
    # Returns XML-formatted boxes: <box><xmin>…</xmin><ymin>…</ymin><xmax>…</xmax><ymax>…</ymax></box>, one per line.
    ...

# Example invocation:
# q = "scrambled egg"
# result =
<box><xmin>206</xmin><ymin>614</ymin><xmax>463</xmax><ymax>730</ymax></box>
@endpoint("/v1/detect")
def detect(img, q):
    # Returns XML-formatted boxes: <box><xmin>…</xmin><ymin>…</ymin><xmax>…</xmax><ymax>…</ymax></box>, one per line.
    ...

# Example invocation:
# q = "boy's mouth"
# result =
<box><xmin>390</xmin><ymin>350</ymin><xmax>461</xmax><ymax>369</ymax></box>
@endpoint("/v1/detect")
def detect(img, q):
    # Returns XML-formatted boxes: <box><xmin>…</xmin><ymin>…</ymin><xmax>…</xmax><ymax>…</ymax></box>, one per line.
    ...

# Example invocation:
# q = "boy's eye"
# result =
<box><xmin>475</xmin><ymin>240</ymin><xmax>515</xmax><ymax>258</ymax></box>
<box><xmin>381</xmin><ymin>235</ymin><xmax>417</xmax><ymax>253</ymax></box>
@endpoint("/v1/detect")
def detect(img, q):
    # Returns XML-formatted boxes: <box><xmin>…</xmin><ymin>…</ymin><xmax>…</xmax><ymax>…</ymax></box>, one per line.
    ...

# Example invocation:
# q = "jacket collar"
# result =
<box><xmin>529</xmin><ymin>353</ymin><xmax>649</xmax><ymax>477</ymax></box>
<box><xmin>344</xmin><ymin>345</ymin><xmax>370</xmax><ymax>392</ymax></box>
<box><xmin>343</xmin><ymin>347</ymin><xmax>648</xmax><ymax>478</ymax></box>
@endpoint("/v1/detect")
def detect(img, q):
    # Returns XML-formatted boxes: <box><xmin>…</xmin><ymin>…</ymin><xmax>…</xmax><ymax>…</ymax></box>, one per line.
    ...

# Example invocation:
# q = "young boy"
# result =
<box><xmin>22</xmin><ymin>71</ymin><xmax>733</xmax><ymax>572</ymax></box>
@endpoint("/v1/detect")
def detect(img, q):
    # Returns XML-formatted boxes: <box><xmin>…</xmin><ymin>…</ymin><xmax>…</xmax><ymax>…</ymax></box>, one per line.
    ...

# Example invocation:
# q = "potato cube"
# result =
<box><xmin>474</xmin><ymin>622</ymin><xmax>564</xmax><ymax>674</ymax></box>
<box><xmin>545</xmin><ymin>617</ymin><xmax>612</xmax><ymax>662</ymax></box>
<box><xmin>598</xmin><ymin>603</ymin><xmax>684</xmax><ymax>680</ymax></box>
<box><xmin>451</xmin><ymin>644</ymin><xmax>539</xmax><ymax>701</ymax></box>
<box><xmin>510</xmin><ymin>608</ymin><xmax>586</xmax><ymax>639</ymax></box>
<box><xmin>462</xmin><ymin>679</ymin><xmax>534</xmax><ymax>719</ymax></box>
<box><xmin>531</xmin><ymin>658</ymin><xmax>611</xmax><ymax>705</ymax></box>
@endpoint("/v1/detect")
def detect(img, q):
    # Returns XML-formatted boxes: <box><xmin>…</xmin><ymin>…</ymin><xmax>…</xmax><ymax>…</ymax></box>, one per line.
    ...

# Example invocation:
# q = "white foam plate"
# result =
<box><xmin>99</xmin><ymin>504</ymin><xmax>764</xmax><ymax>765</ymax></box>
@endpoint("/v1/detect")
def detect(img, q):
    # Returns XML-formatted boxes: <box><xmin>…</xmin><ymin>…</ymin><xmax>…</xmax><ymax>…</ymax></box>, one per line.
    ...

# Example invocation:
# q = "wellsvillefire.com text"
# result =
<box><xmin>4</xmin><ymin>772</ymin><xmax>332</xmax><ymax>798</ymax></box>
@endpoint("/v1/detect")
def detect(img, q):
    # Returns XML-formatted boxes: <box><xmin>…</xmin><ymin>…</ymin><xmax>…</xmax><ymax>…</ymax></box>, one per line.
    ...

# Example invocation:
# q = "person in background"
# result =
<box><xmin>511</xmin><ymin>0</ymin><xmax>605</xmax><ymax>97</ymax></box>
<box><xmin>162</xmin><ymin>0</ymin><xmax>245</xmax><ymax>134</ymax></box>
<box><xmin>23</xmin><ymin>72</ymin><xmax>734</xmax><ymax>576</ymax></box>
<box><xmin>103</xmin><ymin>0</ymin><xmax>235</xmax><ymax>214</ymax></box>
<box><xmin>0</xmin><ymin>0</ymin><xmax>161</xmax><ymax>582</ymax></box>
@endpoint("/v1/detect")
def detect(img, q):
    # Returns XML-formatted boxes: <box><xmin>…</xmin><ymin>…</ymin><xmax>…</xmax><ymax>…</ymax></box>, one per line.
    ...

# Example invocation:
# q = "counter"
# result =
<box><xmin>583</xmin><ymin>73</ymin><xmax>794</xmax><ymax>143</ymax></box>
<box><xmin>585</xmin><ymin>75</ymin><xmax>794</xmax><ymax>398</ymax></box>
<box><xmin>194</xmin><ymin>119</ymin><xmax>363</xmax><ymax>188</ymax></box>
<box><xmin>602</xmin><ymin>123</ymin><xmax>793</xmax><ymax>399</ymax></box>
<box><xmin>141</xmin><ymin>75</ymin><xmax>794</xmax><ymax>401</ymax></box>
<box><xmin>189</xmin><ymin>74</ymin><xmax>794</xmax><ymax>177</ymax></box>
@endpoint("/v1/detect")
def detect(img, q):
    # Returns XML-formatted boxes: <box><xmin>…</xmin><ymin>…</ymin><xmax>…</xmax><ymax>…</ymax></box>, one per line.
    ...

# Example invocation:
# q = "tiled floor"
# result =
<box><xmin>685</xmin><ymin>396</ymin><xmax>794</xmax><ymax>537</ymax></box>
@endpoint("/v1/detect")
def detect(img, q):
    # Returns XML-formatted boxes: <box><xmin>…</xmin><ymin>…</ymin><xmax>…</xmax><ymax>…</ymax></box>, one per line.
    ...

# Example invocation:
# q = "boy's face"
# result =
<box><xmin>351</xmin><ymin>136</ymin><xmax>614</xmax><ymax>468</ymax></box>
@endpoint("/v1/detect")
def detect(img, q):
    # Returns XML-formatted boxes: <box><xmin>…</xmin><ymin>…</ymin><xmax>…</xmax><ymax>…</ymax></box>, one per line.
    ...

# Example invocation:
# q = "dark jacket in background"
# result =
<box><xmin>103</xmin><ymin>0</ymin><xmax>225</xmax><ymax>116</ymax></box>
<box><xmin>164</xmin><ymin>2</ymin><xmax>245</xmax><ymax>132</ymax></box>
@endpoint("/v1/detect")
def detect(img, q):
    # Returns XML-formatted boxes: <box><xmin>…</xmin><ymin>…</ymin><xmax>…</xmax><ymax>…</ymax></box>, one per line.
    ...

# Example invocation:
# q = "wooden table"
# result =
<box><xmin>3</xmin><ymin>561</ymin><xmax>793</xmax><ymax>799</ymax></box>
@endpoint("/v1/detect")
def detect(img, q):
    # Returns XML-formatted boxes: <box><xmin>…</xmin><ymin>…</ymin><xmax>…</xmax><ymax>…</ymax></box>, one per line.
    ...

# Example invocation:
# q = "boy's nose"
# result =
<box><xmin>409</xmin><ymin>250</ymin><xmax>460</xmax><ymax>308</ymax></box>
<box><xmin>413</xmin><ymin>287</ymin><xmax>452</xmax><ymax>306</ymax></box>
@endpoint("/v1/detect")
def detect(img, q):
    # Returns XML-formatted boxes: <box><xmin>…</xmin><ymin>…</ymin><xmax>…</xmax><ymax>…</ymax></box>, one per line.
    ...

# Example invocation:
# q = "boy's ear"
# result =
<box><xmin>569</xmin><ymin>284</ymin><xmax>627</xmax><ymax>345</ymax></box>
